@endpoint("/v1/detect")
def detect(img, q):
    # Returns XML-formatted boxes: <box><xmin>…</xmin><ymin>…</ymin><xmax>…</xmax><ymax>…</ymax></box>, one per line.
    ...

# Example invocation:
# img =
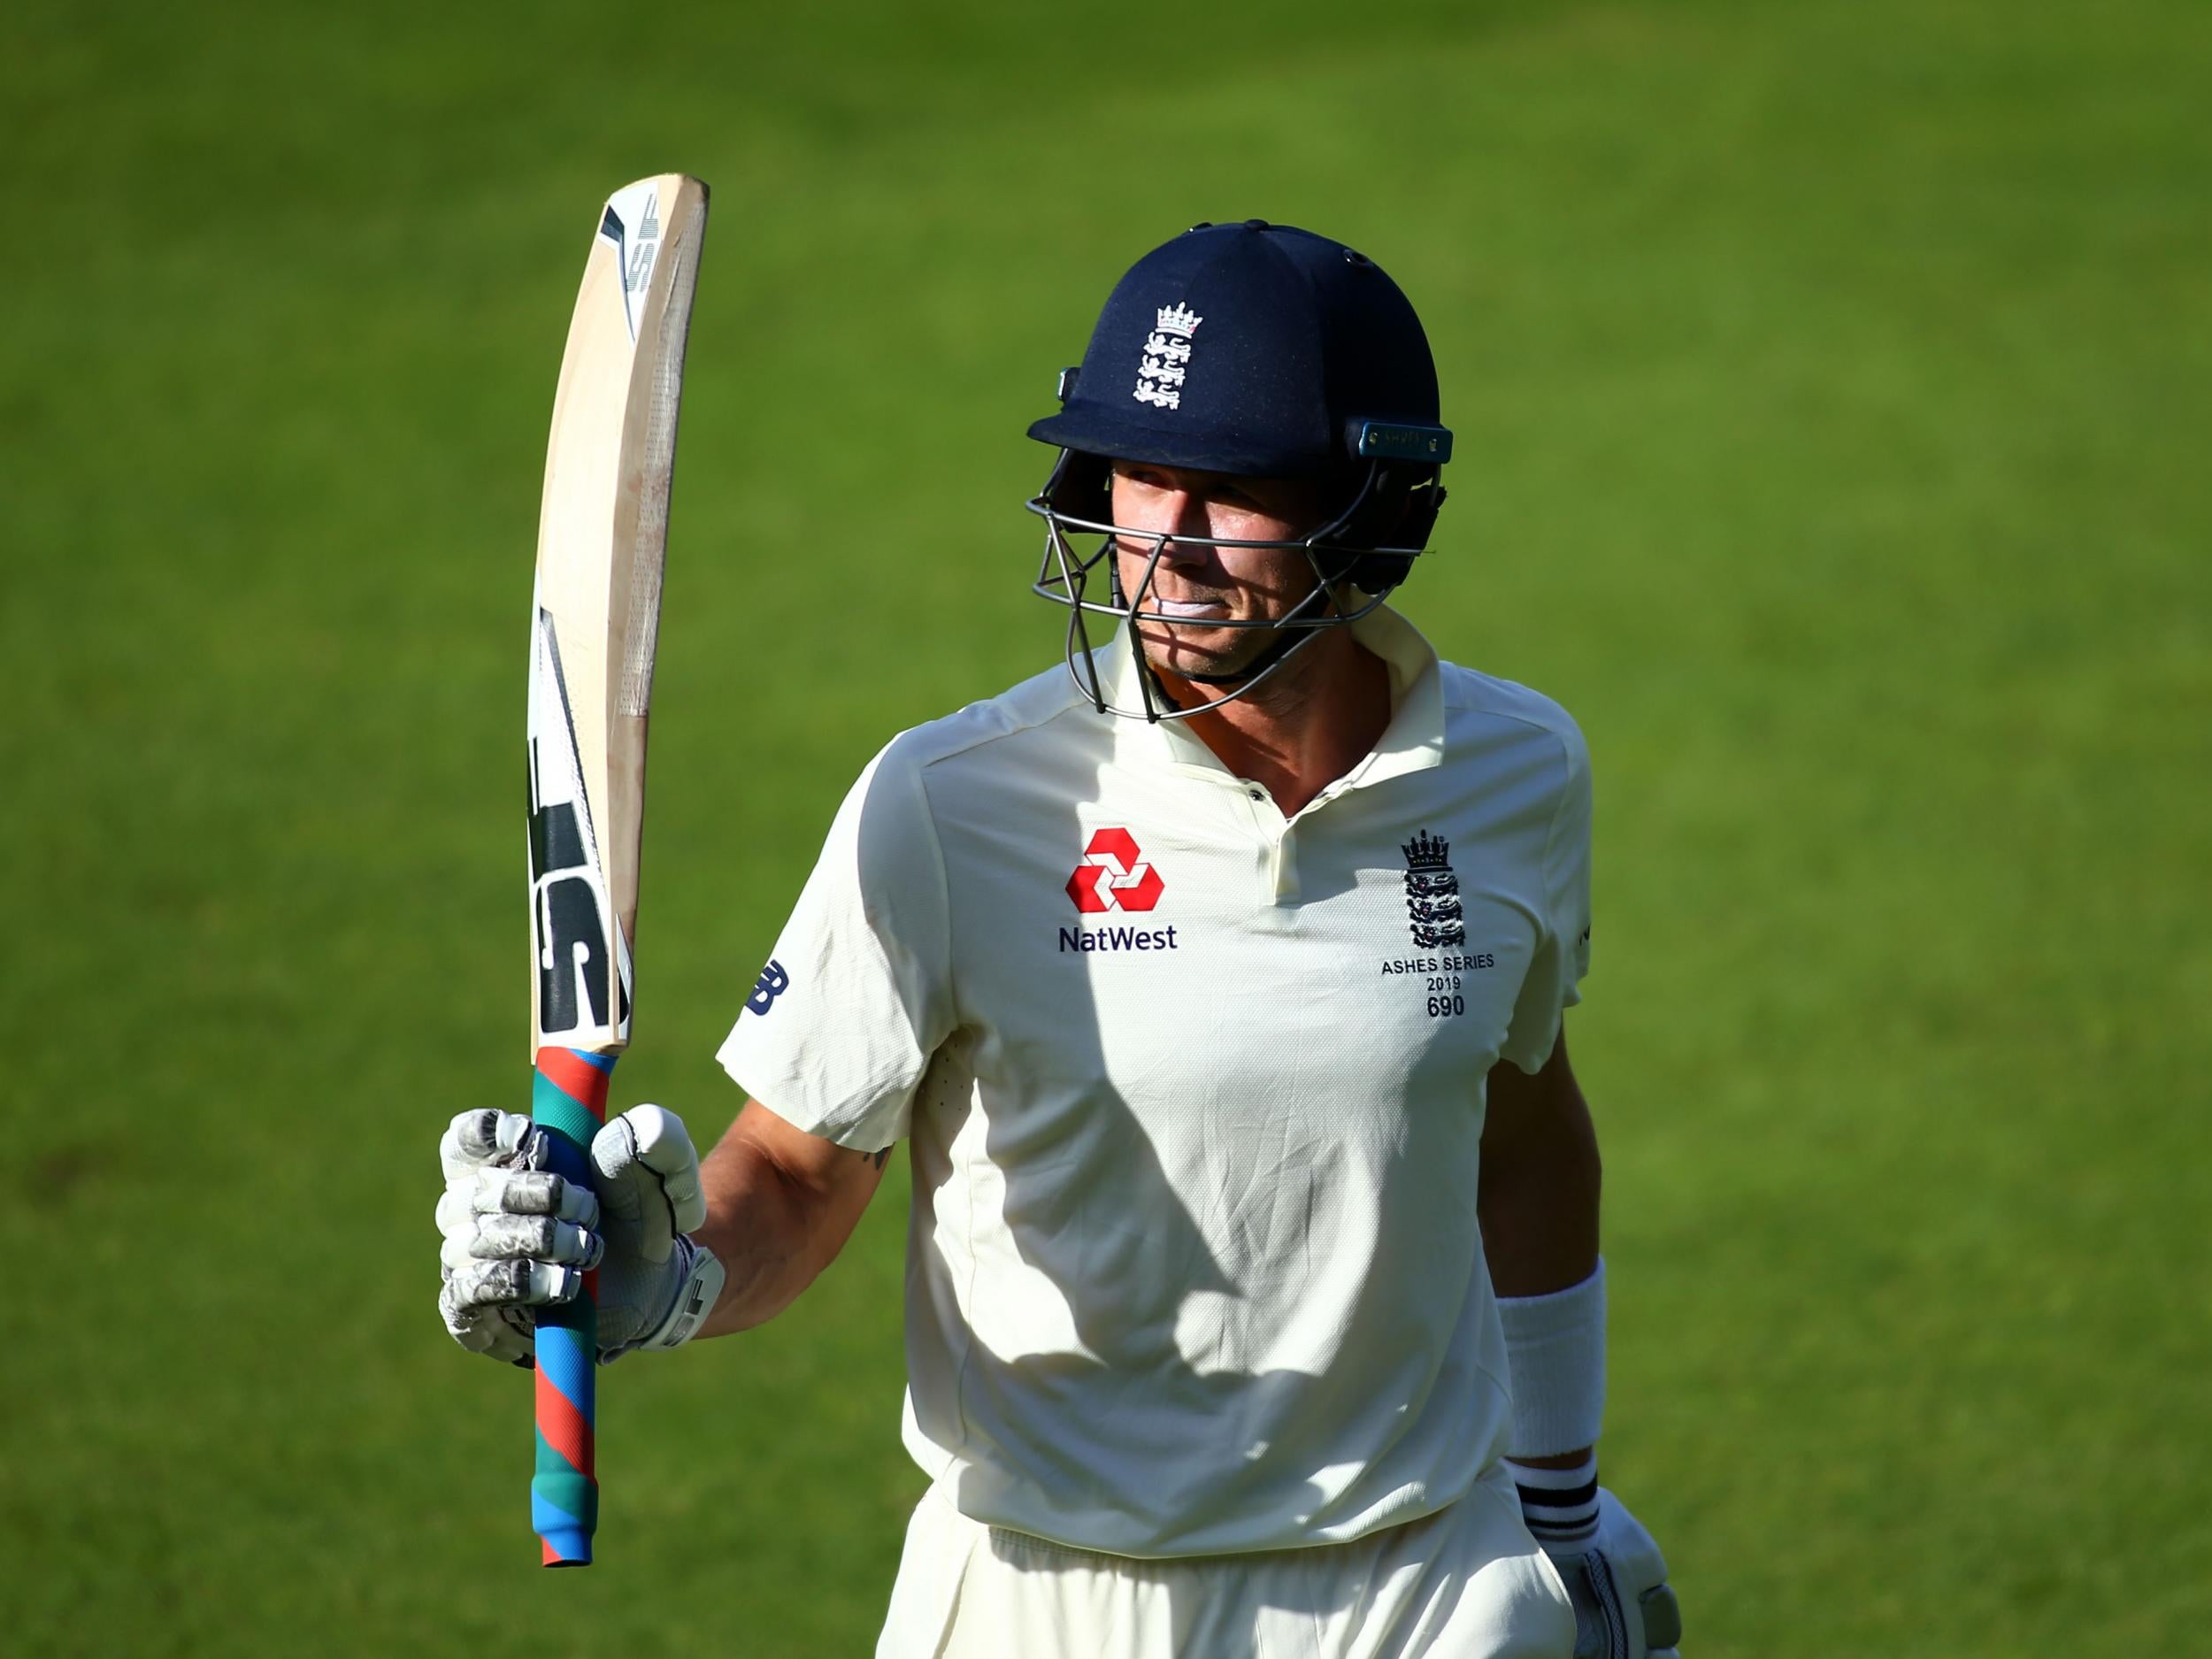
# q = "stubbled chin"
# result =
<box><xmin>1136</xmin><ymin>622</ymin><xmax>1265</xmax><ymax>680</ymax></box>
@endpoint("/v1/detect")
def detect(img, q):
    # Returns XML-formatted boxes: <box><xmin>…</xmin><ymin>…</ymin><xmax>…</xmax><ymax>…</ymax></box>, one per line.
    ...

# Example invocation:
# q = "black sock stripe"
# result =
<box><xmin>1525</xmin><ymin>1517</ymin><xmax>1600</xmax><ymax>1539</ymax></box>
<box><xmin>1516</xmin><ymin>1479</ymin><xmax>1600</xmax><ymax>1510</ymax></box>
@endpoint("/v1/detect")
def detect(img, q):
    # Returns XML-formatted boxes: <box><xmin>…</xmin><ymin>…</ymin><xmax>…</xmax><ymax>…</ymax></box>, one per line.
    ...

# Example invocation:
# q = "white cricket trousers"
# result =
<box><xmin>875</xmin><ymin>1464</ymin><xmax>1576</xmax><ymax>1659</ymax></box>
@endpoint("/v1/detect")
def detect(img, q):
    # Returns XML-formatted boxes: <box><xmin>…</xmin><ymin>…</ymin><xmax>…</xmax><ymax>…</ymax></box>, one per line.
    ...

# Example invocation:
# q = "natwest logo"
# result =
<box><xmin>1066</xmin><ymin>827</ymin><xmax>1165</xmax><ymax>913</ymax></box>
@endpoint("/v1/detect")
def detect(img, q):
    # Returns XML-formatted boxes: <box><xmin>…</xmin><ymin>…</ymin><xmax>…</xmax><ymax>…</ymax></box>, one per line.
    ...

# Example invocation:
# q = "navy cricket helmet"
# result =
<box><xmin>1025</xmin><ymin>219</ymin><xmax>1453</xmax><ymax>721</ymax></box>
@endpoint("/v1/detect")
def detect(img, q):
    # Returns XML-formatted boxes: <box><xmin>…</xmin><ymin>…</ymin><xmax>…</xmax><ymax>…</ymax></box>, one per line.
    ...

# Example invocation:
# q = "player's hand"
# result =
<box><xmin>435</xmin><ymin>1105</ymin><xmax>725</xmax><ymax>1365</ymax></box>
<box><xmin>1545</xmin><ymin>1490</ymin><xmax>1682</xmax><ymax>1659</ymax></box>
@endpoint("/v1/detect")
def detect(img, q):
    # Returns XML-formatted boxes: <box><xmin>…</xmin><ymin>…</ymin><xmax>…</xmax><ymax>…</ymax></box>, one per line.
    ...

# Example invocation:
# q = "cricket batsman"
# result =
<box><xmin>438</xmin><ymin>219</ymin><xmax>1684</xmax><ymax>1657</ymax></box>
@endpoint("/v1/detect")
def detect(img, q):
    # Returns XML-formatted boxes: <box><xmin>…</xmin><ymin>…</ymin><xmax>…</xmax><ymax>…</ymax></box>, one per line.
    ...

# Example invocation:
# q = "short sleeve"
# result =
<box><xmin>715</xmin><ymin>739</ymin><xmax>955</xmax><ymax>1152</ymax></box>
<box><xmin>1499</xmin><ymin>720</ymin><xmax>1593</xmax><ymax>1074</ymax></box>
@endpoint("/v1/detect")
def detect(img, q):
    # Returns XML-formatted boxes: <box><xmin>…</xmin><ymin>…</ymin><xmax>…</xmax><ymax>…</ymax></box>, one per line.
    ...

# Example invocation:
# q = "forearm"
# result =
<box><xmin>1479</xmin><ymin>1082</ymin><xmax>1600</xmax><ymax>1300</ymax></box>
<box><xmin>691</xmin><ymin>1103</ymin><xmax>884</xmax><ymax>1338</ymax></box>
<box><xmin>1480</xmin><ymin>1041</ymin><xmax>1605</xmax><ymax>1471</ymax></box>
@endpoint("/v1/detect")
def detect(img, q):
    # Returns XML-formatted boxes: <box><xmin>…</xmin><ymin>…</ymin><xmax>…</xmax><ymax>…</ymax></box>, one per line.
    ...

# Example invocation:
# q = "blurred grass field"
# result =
<box><xmin>4</xmin><ymin>0</ymin><xmax>2208</xmax><ymax>1653</ymax></box>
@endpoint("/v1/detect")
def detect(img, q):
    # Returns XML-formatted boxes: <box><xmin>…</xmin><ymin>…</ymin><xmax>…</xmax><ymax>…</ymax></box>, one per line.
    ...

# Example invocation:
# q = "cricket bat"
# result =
<box><xmin>524</xmin><ymin>173</ymin><xmax>708</xmax><ymax>1568</ymax></box>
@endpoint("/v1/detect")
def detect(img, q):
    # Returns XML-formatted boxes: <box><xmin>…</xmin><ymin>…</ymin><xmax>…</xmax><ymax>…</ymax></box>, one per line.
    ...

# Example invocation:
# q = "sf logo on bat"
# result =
<box><xmin>526</xmin><ymin>608</ymin><xmax>634</xmax><ymax>1046</ymax></box>
<box><xmin>527</xmin><ymin>765</ymin><xmax>631</xmax><ymax>1041</ymax></box>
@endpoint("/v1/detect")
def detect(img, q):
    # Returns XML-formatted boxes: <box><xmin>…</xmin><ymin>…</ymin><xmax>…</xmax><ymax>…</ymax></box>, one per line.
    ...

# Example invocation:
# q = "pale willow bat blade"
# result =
<box><xmin>523</xmin><ymin>173</ymin><xmax>707</xmax><ymax>1569</ymax></box>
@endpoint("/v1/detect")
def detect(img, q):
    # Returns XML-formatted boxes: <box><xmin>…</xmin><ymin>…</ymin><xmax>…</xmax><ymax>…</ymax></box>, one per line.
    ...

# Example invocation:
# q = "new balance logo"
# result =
<box><xmin>1067</xmin><ymin>827</ymin><xmax>1165</xmax><ymax>913</ymax></box>
<box><xmin>746</xmin><ymin>957</ymin><xmax>789</xmax><ymax>1015</ymax></box>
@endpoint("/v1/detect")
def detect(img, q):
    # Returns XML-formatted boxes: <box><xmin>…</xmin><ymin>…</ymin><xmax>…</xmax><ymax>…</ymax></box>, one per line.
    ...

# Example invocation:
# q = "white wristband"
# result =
<box><xmin>1496</xmin><ymin>1258</ymin><xmax>1606</xmax><ymax>1458</ymax></box>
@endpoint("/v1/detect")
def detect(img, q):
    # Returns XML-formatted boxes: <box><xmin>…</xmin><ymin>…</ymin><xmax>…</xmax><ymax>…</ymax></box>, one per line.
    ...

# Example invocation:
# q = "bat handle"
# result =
<box><xmin>529</xmin><ymin>1046</ymin><xmax>613</xmax><ymax>1567</ymax></box>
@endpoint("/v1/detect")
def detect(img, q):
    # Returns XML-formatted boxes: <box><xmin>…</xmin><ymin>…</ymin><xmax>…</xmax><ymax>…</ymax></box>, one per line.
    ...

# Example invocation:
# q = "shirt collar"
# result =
<box><xmin>1341</xmin><ymin>602</ymin><xmax>1447</xmax><ymax>787</ymax></box>
<box><xmin>1090</xmin><ymin>603</ymin><xmax>1447</xmax><ymax>788</ymax></box>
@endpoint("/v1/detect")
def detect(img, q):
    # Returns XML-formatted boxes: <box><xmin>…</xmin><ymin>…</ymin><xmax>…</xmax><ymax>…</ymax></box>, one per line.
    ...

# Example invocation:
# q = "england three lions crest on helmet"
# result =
<box><xmin>1133</xmin><ymin>303</ymin><xmax>1202</xmax><ymax>410</ymax></box>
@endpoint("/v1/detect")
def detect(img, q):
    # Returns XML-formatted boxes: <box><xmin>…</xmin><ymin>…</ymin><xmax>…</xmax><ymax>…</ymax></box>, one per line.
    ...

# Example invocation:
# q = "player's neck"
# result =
<box><xmin>1163</xmin><ymin>630</ymin><xmax>1392</xmax><ymax>817</ymax></box>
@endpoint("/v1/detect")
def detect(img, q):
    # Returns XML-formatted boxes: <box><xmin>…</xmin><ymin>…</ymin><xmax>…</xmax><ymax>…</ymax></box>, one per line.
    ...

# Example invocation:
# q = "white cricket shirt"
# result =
<box><xmin>718</xmin><ymin>606</ymin><xmax>1592</xmax><ymax>1558</ymax></box>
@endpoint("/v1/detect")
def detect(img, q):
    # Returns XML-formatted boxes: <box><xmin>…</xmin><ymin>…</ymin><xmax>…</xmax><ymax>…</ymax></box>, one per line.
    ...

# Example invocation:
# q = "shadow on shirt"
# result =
<box><xmin>867</xmin><ymin>707</ymin><xmax>1456</xmax><ymax>1655</ymax></box>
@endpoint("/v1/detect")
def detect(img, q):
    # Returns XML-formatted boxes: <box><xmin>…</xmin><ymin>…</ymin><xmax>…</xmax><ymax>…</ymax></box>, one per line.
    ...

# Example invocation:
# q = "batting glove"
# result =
<box><xmin>1517</xmin><ymin>1463</ymin><xmax>1682</xmax><ymax>1659</ymax></box>
<box><xmin>436</xmin><ymin>1104</ymin><xmax>725</xmax><ymax>1366</ymax></box>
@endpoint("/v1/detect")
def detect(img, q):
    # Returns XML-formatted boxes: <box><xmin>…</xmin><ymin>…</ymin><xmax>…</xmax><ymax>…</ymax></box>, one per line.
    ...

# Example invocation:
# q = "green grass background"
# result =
<box><xmin>4</xmin><ymin>0</ymin><xmax>2207</xmax><ymax>1652</ymax></box>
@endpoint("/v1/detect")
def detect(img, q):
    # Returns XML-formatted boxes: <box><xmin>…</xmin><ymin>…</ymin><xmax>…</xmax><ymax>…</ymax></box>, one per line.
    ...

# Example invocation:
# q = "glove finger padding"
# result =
<box><xmin>441</xmin><ymin>1109</ymin><xmax>549</xmax><ymax>1178</ymax></box>
<box><xmin>438</xmin><ymin>1212</ymin><xmax>603</xmax><ymax>1274</ymax></box>
<box><xmin>590</xmin><ymin>1105</ymin><xmax>706</xmax><ymax>1264</ymax></box>
<box><xmin>582</xmin><ymin>1105</ymin><xmax>725</xmax><ymax>1359</ymax></box>
<box><xmin>439</xmin><ymin>1279</ymin><xmax>535</xmax><ymax>1365</ymax></box>
<box><xmin>445</xmin><ymin>1256</ymin><xmax>586</xmax><ymax>1310</ymax></box>
<box><xmin>436</xmin><ymin>1158</ymin><xmax>603</xmax><ymax>1276</ymax></box>
<box><xmin>454</xmin><ymin>1166</ymin><xmax>598</xmax><ymax>1225</ymax></box>
<box><xmin>434</xmin><ymin>1179</ymin><xmax>595</xmax><ymax>1247</ymax></box>
<box><xmin>435</xmin><ymin>1109</ymin><xmax>578</xmax><ymax>1367</ymax></box>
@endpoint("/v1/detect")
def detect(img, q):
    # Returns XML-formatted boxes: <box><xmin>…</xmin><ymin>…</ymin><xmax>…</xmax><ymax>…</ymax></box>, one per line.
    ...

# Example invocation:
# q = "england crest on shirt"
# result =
<box><xmin>1402</xmin><ymin>831</ymin><xmax>1465</xmax><ymax>949</ymax></box>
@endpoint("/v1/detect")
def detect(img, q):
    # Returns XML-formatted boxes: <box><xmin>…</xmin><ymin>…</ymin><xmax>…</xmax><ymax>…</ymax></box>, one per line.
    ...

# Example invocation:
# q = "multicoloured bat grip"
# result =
<box><xmin>530</xmin><ymin>1046</ymin><xmax>613</xmax><ymax>1566</ymax></box>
